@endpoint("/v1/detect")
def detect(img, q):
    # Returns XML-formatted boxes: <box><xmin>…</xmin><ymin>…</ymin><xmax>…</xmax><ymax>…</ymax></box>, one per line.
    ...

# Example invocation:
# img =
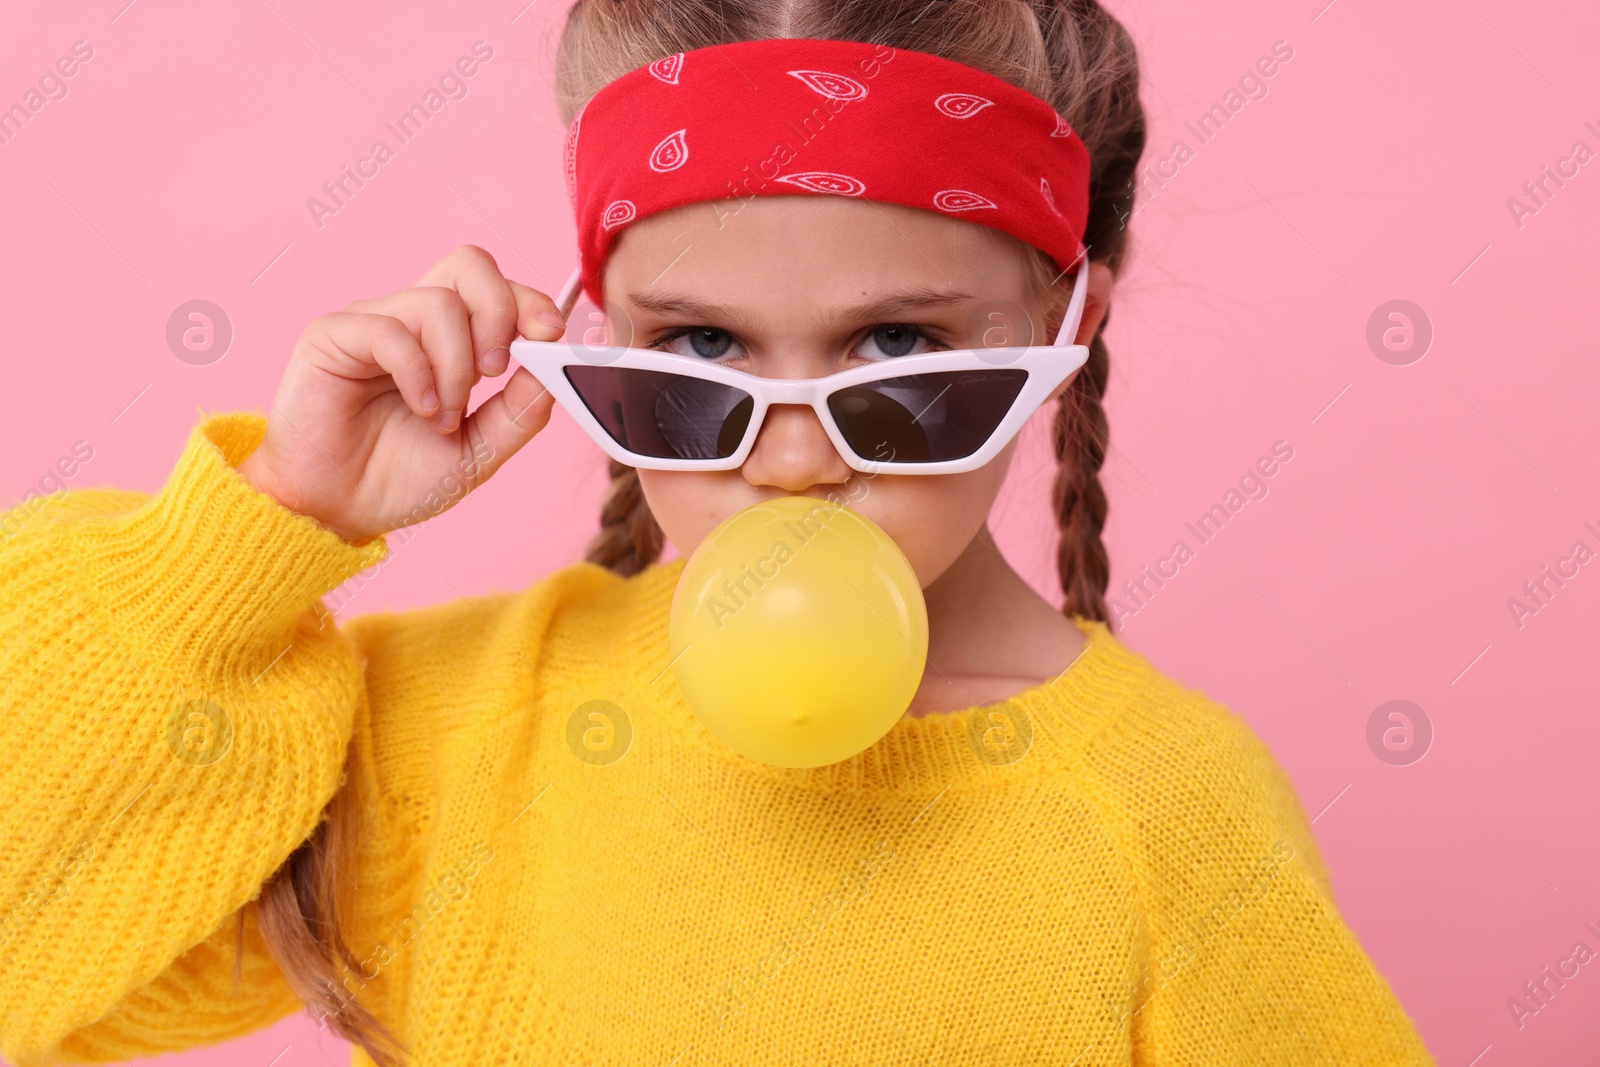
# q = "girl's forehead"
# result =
<box><xmin>618</xmin><ymin>195</ymin><xmax>1003</xmax><ymax>253</ymax></box>
<box><xmin>604</xmin><ymin>197</ymin><xmax>1029</xmax><ymax>297</ymax></box>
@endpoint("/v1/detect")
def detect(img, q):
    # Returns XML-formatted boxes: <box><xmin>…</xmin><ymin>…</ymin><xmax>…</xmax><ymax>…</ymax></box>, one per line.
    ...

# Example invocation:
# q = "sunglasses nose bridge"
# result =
<box><xmin>759</xmin><ymin>378</ymin><xmax>821</xmax><ymax>406</ymax></box>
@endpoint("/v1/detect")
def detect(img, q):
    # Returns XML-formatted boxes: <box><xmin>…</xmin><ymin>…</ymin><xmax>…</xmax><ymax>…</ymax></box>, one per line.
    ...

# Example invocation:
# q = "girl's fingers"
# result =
<box><xmin>329</xmin><ymin>245</ymin><xmax>567</xmax><ymax>435</ymax></box>
<box><xmin>417</xmin><ymin>246</ymin><xmax>566</xmax><ymax>377</ymax></box>
<box><xmin>344</xmin><ymin>287</ymin><xmax>480</xmax><ymax>432</ymax></box>
<box><xmin>460</xmin><ymin>365</ymin><xmax>556</xmax><ymax>482</ymax></box>
<box><xmin>478</xmin><ymin>279</ymin><xmax>567</xmax><ymax>380</ymax></box>
<box><xmin>507</xmin><ymin>278</ymin><xmax>568</xmax><ymax>344</ymax></box>
<box><xmin>415</xmin><ymin>246</ymin><xmax>520</xmax><ymax>377</ymax></box>
<box><xmin>454</xmin><ymin>276</ymin><xmax>567</xmax><ymax>477</ymax></box>
<box><xmin>306</xmin><ymin>311</ymin><xmax>439</xmax><ymax>419</ymax></box>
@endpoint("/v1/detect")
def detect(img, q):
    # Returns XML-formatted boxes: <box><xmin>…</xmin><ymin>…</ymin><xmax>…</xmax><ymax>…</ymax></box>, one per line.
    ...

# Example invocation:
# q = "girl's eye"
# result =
<box><xmin>644</xmin><ymin>323</ymin><xmax>946</xmax><ymax>362</ymax></box>
<box><xmin>648</xmin><ymin>327</ymin><xmax>743</xmax><ymax>361</ymax></box>
<box><xmin>857</xmin><ymin>324</ymin><xmax>943</xmax><ymax>360</ymax></box>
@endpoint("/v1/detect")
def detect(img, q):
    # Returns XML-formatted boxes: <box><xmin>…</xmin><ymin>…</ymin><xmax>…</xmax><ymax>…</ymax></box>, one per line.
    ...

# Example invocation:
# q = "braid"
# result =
<box><xmin>1050</xmin><ymin>315</ymin><xmax>1113</xmax><ymax>627</ymax></box>
<box><xmin>1031</xmin><ymin>0</ymin><xmax>1144</xmax><ymax>632</ymax></box>
<box><xmin>582</xmin><ymin>458</ymin><xmax>666</xmax><ymax>577</ymax></box>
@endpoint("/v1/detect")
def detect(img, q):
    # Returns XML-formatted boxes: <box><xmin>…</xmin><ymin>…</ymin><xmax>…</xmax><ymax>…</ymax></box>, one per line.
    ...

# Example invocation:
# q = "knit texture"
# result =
<box><xmin>0</xmin><ymin>411</ymin><xmax>1436</xmax><ymax>1066</ymax></box>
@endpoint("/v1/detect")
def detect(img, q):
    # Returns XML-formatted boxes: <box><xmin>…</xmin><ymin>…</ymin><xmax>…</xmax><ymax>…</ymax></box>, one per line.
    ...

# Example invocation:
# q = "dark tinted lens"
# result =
<box><xmin>564</xmin><ymin>365</ymin><xmax>754</xmax><ymax>461</ymax></box>
<box><xmin>826</xmin><ymin>370</ymin><xmax>1028</xmax><ymax>463</ymax></box>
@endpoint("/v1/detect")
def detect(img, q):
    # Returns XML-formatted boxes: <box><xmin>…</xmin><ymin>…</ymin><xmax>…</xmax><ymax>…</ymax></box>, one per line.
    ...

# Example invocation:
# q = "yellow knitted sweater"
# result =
<box><xmin>0</xmin><ymin>411</ymin><xmax>1435</xmax><ymax>1066</ymax></box>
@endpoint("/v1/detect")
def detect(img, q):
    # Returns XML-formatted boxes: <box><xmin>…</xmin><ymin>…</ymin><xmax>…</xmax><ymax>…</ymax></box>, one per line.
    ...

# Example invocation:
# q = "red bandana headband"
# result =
<box><xmin>564</xmin><ymin>37</ymin><xmax>1092</xmax><ymax>311</ymax></box>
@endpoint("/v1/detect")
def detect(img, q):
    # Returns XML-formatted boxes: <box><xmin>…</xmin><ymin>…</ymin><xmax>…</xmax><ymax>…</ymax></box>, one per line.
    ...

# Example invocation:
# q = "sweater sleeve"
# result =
<box><xmin>0</xmin><ymin>411</ymin><xmax>390</xmax><ymax>1066</ymax></box>
<box><xmin>1085</xmin><ymin>687</ymin><xmax>1437</xmax><ymax>1066</ymax></box>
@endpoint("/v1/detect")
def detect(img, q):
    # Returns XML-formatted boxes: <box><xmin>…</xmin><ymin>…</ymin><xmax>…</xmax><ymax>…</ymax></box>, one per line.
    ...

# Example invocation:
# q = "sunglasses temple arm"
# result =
<box><xmin>554</xmin><ymin>264</ymin><xmax>583</xmax><ymax>327</ymax></box>
<box><xmin>1052</xmin><ymin>250</ymin><xmax>1092</xmax><ymax>348</ymax></box>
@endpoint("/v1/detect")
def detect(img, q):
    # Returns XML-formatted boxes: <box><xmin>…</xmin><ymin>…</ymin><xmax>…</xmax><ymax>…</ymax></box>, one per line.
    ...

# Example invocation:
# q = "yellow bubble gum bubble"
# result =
<box><xmin>668</xmin><ymin>496</ymin><xmax>929</xmax><ymax>768</ymax></box>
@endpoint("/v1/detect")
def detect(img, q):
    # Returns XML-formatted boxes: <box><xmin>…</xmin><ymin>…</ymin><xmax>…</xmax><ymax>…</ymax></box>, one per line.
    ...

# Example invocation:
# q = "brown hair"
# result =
<box><xmin>255</xmin><ymin>3</ymin><xmax>1144</xmax><ymax>1063</ymax></box>
<box><xmin>252</xmin><ymin>746</ymin><xmax>408</xmax><ymax>1066</ymax></box>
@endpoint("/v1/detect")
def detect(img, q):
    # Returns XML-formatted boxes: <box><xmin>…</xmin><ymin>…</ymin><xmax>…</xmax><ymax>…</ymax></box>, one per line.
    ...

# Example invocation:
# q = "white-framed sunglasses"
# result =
<box><xmin>507</xmin><ymin>252</ymin><xmax>1090</xmax><ymax>475</ymax></box>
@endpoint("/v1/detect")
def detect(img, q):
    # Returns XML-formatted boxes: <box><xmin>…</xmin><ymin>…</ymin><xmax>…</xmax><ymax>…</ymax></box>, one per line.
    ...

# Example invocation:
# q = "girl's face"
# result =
<box><xmin>599</xmin><ymin>195</ymin><xmax>1100</xmax><ymax>588</ymax></box>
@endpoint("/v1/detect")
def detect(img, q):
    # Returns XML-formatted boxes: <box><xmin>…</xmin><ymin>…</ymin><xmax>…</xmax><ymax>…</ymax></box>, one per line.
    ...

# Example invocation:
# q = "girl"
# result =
<box><xmin>0</xmin><ymin>2</ymin><xmax>1435</xmax><ymax>1065</ymax></box>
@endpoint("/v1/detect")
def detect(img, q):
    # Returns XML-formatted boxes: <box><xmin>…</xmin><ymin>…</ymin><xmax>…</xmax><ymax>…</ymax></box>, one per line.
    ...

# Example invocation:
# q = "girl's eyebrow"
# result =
<box><xmin>625</xmin><ymin>286</ymin><xmax>976</xmax><ymax>331</ymax></box>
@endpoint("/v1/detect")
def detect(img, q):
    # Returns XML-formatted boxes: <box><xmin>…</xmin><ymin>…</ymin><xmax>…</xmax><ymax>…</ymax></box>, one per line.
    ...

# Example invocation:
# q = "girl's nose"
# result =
<box><xmin>740</xmin><ymin>402</ymin><xmax>855</xmax><ymax>492</ymax></box>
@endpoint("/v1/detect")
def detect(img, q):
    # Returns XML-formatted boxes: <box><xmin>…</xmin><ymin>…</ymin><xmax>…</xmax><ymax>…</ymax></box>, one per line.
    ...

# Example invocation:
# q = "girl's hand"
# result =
<box><xmin>235</xmin><ymin>245</ymin><xmax>564</xmax><ymax>543</ymax></box>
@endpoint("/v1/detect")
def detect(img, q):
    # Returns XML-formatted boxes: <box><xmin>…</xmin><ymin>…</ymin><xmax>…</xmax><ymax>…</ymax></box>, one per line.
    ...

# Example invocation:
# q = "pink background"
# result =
<box><xmin>3</xmin><ymin>0</ymin><xmax>1597</xmax><ymax>1063</ymax></box>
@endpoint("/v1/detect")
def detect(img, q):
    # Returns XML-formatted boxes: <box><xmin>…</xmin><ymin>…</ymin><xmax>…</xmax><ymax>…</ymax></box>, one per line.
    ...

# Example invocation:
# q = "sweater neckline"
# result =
<box><xmin>623</xmin><ymin>557</ymin><xmax>1153</xmax><ymax>795</ymax></box>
